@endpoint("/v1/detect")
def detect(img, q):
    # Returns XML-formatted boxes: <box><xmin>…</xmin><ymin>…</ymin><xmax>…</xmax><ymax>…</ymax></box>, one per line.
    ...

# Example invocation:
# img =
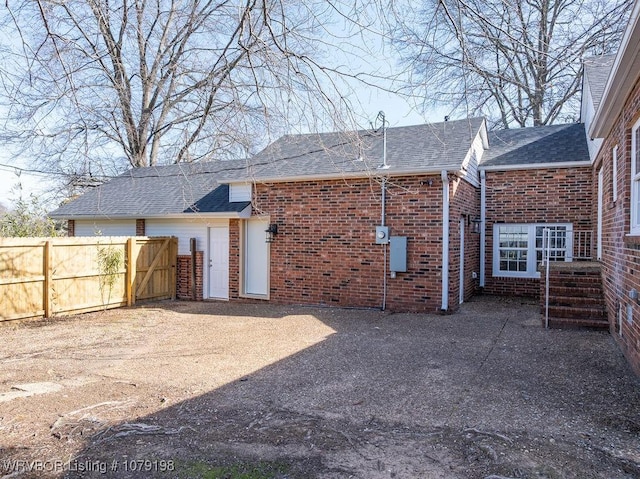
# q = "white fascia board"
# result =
<box><xmin>589</xmin><ymin>2</ymin><xmax>640</xmax><ymax>139</ymax></box>
<box><xmin>221</xmin><ymin>167</ymin><xmax>462</xmax><ymax>184</ymax></box>
<box><xmin>479</xmin><ymin>119</ymin><xmax>489</xmax><ymax>149</ymax></box>
<box><xmin>51</xmin><ymin>210</ymin><xmax>251</xmax><ymax>221</ymax></box>
<box><xmin>479</xmin><ymin>161</ymin><xmax>592</xmax><ymax>172</ymax></box>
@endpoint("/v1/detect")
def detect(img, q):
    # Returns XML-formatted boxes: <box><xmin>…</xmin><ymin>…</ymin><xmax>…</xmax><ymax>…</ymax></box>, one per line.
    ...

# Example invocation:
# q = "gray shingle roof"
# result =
<box><xmin>50</xmin><ymin>160</ymin><xmax>250</xmax><ymax>219</ymax></box>
<box><xmin>51</xmin><ymin>118</ymin><xmax>486</xmax><ymax>219</ymax></box>
<box><xmin>481</xmin><ymin>123</ymin><xmax>590</xmax><ymax>168</ymax></box>
<box><xmin>245</xmin><ymin>117</ymin><xmax>485</xmax><ymax>181</ymax></box>
<box><xmin>584</xmin><ymin>54</ymin><xmax>616</xmax><ymax>112</ymax></box>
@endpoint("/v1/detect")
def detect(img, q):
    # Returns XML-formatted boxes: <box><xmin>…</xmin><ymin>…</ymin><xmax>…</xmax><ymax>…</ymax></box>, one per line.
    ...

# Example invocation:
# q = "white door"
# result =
<box><xmin>597</xmin><ymin>167</ymin><xmax>603</xmax><ymax>261</ymax></box>
<box><xmin>208</xmin><ymin>226</ymin><xmax>229</xmax><ymax>299</ymax></box>
<box><xmin>245</xmin><ymin>218</ymin><xmax>269</xmax><ymax>296</ymax></box>
<box><xmin>459</xmin><ymin>217</ymin><xmax>465</xmax><ymax>304</ymax></box>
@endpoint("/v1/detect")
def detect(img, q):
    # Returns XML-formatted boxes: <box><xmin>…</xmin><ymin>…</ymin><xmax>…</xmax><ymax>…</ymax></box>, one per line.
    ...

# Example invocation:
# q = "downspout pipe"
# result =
<box><xmin>480</xmin><ymin>170</ymin><xmax>486</xmax><ymax>288</ymax></box>
<box><xmin>382</xmin><ymin>176</ymin><xmax>387</xmax><ymax>311</ymax></box>
<box><xmin>441</xmin><ymin>170</ymin><xmax>450</xmax><ymax>312</ymax></box>
<box><xmin>380</xmin><ymin>112</ymin><xmax>388</xmax><ymax>310</ymax></box>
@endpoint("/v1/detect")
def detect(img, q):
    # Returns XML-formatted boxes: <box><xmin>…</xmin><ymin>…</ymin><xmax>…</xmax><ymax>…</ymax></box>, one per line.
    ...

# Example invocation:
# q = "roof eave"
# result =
<box><xmin>479</xmin><ymin>160</ymin><xmax>592</xmax><ymax>171</ymax></box>
<box><xmin>589</xmin><ymin>2</ymin><xmax>640</xmax><ymax>139</ymax></box>
<box><xmin>221</xmin><ymin>166</ymin><xmax>465</xmax><ymax>184</ymax></box>
<box><xmin>50</xmin><ymin>207</ymin><xmax>251</xmax><ymax>221</ymax></box>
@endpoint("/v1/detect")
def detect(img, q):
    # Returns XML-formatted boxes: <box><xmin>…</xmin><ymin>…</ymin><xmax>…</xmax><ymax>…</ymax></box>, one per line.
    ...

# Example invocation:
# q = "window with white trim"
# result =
<box><xmin>631</xmin><ymin>119</ymin><xmax>640</xmax><ymax>235</ymax></box>
<box><xmin>612</xmin><ymin>145</ymin><xmax>618</xmax><ymax>203</ymax></box>
<box><xmin>493</xmin><ymin>223</ymin><xmax>572</xmax><ymax>278</ymax></box>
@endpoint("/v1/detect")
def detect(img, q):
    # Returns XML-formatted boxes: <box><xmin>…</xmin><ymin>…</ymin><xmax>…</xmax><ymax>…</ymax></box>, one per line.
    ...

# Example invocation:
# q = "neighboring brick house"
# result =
<box><xmin>584</xmin><ymin>0</ymin><xmax>640</xmax><ymax>375</ymax></box>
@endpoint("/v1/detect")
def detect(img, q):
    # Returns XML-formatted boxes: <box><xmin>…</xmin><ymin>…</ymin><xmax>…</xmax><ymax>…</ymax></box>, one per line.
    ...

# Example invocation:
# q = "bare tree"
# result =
<box><xmin>0</xmin><ymin>0</ymin><xmax>379</xmax><ymax>185</ymax></box>
<box><xmin>391</xmin><ymin>0</ymin><xmax>631</xmax><ymax>128</ymax></box>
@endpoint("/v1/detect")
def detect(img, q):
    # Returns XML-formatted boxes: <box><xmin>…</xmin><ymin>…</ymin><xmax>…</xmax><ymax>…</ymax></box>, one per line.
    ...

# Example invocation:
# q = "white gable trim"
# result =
<box><xmin>589</xmin><ymin>1</ymin><xmax>640</xmax><ymax>138</ymax></box>
<box><xmin>479</xmin><ymin>161</ymin><xmax>592</xmax><ymax>172</ymax></box>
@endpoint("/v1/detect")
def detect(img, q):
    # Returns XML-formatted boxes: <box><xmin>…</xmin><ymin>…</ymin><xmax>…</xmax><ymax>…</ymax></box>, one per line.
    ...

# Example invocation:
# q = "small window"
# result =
<box><xmin>612</xmin><ymin>145</ymin><xmax>618</xmax><ymax>203</ymax></box>
<box><xmin>493</xmin><ymin>223</ymin><xmax>572</xmax><ymax>278</ymax></box>
<box><xmin>631</xmin><ymin>119</ymin><xmax>640</xmax><ymax>235</ymax></box>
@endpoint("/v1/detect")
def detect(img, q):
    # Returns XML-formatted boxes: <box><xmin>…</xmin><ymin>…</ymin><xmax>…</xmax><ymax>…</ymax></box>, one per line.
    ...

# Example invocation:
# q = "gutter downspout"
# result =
<box><xmin>480</xmin><ymin>170</ymin><xmax>486</xmax><ymax>288</ymax></box>
<box><xmin>441</xmin><ymin>170</ymin><xmax>450</xmax><ymax>312</ymax></box>
<box><xmin>381</xmin><ymin>176</ymin><xmax>387</xmax><ymax>311</ymax></box>
<box><xmin>379</xmin><ymin>110</ymin><xmax>389</xmax><ymax>311</ymax></box>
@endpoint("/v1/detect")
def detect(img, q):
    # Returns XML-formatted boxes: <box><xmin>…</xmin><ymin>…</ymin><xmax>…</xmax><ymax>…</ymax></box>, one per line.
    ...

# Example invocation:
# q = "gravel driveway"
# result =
<box><xmin>0</xmin><ymin>296</ymin><xmax>639</xmax><ymax>478</ymax></box>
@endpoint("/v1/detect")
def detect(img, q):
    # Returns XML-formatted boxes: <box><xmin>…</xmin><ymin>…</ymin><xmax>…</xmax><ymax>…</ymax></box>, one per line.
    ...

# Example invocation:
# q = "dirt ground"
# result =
<box><xmin>1</xmin><ymin>296</ymin><xmax>639</xmax><ymax>479</ymax></box>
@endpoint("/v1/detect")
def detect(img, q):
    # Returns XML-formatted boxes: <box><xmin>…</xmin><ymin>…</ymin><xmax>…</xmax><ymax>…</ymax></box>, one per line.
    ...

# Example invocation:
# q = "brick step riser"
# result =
<box><xmin>544</xmin><ymin>318</ymin><xmax>609</xmax><ymax>330</ymax></box>
<box><xmin>546</xmin><ymin>307</ymin><xmax>608</xmax><ymax>320</ymax></box>
<box><xmin>549</xmin><ymin>278</ymin><xmax>602</xmax><ymax>288</ymax></box>
<box><xmin>547</xmin><ymin>287</ymin><xmax>604</xmax><ymax>298</ymax></box>
<box><xmin>547</xmin><ymin>296</ymin><xmax>607</xmax><ymax>307</ymax></box>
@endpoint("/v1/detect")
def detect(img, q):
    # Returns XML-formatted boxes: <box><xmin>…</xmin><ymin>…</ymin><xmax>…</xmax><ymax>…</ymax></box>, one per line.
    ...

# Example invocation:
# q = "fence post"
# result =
<box><xmin>126</xmin><ymin>238</ymin><xmax>136</xmax><ymax>306</ymax></box>
<box><xmin>170</xmin><ymin>237</ymin><xmax>177</xmax><ymax>300</ymax></box>
<box><xmin>43</xmin><ymin>240</ymin><xmax>52</xmax><ymax>317</ymax></box>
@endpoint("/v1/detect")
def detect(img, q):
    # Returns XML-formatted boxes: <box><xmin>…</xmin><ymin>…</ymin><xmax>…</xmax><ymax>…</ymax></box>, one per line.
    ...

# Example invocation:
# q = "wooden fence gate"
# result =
<box><xmin>0</xmin><ymin>236</ymin><xmax>178</xmax><ymax>321</ymax></box>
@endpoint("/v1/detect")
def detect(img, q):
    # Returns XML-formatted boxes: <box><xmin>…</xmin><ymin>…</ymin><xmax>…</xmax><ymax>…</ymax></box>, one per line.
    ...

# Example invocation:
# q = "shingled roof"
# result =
<box><xmin>50</xmin><ymin>119</ymin><xmax>487</xmax><ymax>219</ymax></box>
<box><xmin>583</xmin><ymin>54</ymin><xmax>616</xmax><ymax>113</ymax></box>
<box><xmin>480</xmin><ymin>123</ymin><xmax>590</xmax><ymax>169</ymax></box>
<box><xmin>50</xmin><ymin>160</ymin><xmax>251</xmax><ymax>219</ymax></box>
<box><xmin>244</xmin><ymin>117</ymin><xmax>486</xmax><ymax>181</ymax></box>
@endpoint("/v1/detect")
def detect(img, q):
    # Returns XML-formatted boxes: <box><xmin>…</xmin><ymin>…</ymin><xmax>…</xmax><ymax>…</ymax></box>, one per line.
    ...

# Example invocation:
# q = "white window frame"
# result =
<box><xmin>492</xmin><ymin>223</ymin><xmax>572</xmax><ymax>278</ymax></box>
<box><xmin>630</xmin><ymin>118</ymin><xmax>640</xmax><ymax>235</ymax></box>
<box><xmin>612</xmin><ymin>145</ymin><xmax>618</xmax><ymax>203</ymax></box>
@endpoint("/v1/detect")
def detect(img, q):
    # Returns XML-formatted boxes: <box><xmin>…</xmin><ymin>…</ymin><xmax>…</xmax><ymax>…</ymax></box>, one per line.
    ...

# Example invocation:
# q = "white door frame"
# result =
<box><xmin>242</xmin><ymin>218</ymin><xmax>270</xmax><ymax>298</ymax></box>
<box><xmin>459</xmin><ymin>217</ymin><xmax>465</xmax><ymax>304</ymax></box>
<box><xmin>208</xmin><ymin>226</ymin><xmax>229</xmax><ymax>299</ymax></box>
<box><xmin>597</xmin><ymin>167</ymin><xmax>603</xmax><ymax>261</ymax></box>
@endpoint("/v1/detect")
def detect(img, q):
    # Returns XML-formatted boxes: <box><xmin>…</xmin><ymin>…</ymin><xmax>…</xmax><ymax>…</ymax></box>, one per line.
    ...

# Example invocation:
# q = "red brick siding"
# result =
<box><xmin>229</xmin><ymin>219</ymin><xmax>240</xmax><ymax>299</ymax></box>
<box><xmin>593</xmin><ymin>73</ymin><xmax>640</xmax><ymax>376</ymax></box>
<box><xmin>484</xmin><ymin>167</ymin><xmax>593</xmax><ymax>297</ymax></box>
<box><xmin>67</xmin><ymin>220</ymin><xmax>75</xmax><ymax>237</ymax></box>
<box><xmin>176</xmin><ymin>252</ymin><xmax>203</xmax><ymax>301</ymax></box>
<box><xmin>449</xmin><ymin>176</ymin><xmax>481</xmax><ymax>305</ymax></box>
<box><xmin>135</xmin><ymin>219</ymin><xmax>146</xmax><ymax>236</ymax></box>
<box><xmin>246</xmin><ymin>174</ymin><xmax>474</xmax><ymax>312</ymax></box>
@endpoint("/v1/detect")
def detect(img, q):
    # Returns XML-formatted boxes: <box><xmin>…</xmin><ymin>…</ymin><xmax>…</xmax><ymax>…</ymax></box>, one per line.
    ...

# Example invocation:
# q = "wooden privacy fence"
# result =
<box><xmin>0</xmin><ymin>236</ymin><xmax>178</xmax><ymax>321</ymax></box>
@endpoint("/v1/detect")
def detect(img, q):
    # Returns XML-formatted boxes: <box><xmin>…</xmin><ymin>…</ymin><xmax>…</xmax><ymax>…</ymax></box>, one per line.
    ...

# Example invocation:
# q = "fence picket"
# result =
<box><xmin>0</xmin><ymin>236</ymin><xmax>177</xmax><ymax>321</ymax></box>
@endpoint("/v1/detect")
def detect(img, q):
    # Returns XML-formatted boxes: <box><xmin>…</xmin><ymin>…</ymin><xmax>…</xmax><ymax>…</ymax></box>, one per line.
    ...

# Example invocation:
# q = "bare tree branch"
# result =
<box><xmin>391</xmin><ymin>0</ymin><xmax>632</xmax><ymax>128</ymax></box>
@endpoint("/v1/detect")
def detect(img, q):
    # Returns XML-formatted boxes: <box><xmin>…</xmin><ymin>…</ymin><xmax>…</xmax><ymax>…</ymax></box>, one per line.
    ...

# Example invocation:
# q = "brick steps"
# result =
<box><xmin>540</xmin><ymin>262</ymin><xmax>609</xmax><ymax>330</ymax></box>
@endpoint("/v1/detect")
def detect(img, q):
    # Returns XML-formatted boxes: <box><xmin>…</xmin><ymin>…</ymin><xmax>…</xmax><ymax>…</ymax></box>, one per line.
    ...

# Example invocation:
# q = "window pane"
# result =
<box><xmin>536</xmin><ymin>225</ymin><xmax>568</xmax><ymax>262</ymax></box>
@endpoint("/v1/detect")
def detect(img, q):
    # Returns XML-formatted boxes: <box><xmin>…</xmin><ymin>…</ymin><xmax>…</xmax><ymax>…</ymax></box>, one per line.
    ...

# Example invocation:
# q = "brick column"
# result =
<box><xmin>136</xmin><ymin>219</ymin><xmax>146</xmax><ymax>236</ymax></box>
<box><xmin>67</xmin><ymin>220</ymin><xmax>75</xmax><ymax>237</ymax></box>
<box><xmin>176</xmin><ymin>252</ymin><xmax>204</xmax><ymax>300</ymax></box>
<box><xmin>229</xmin><ymin>219</ymin><xmax>240</xmax><ymax>298</ymax></box>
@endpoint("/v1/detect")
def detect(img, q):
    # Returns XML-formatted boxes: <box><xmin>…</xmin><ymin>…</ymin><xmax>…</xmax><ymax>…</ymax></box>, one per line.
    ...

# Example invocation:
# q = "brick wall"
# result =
<box><xmin>136</xmin><ymin>219</ymin><xmax>146</xmax><ymax>236</ymax></box>
<box><xmin>593</xmin><ymin>73</ymin><xmax>640</xmax><ymax>376</ymax></box>
<box><xmin>449</xmin><ymin>176</ymin><xmax>481</xmax><ymax>306</ymax></box>
<box><xmin>483</xmin><ymin>167</ymin><xmax>593</xmax><ymax>297</ymax></box>
<box><xmin>176</xmin><ymin>252</ymin><xmax>203</xmax><ymax>300</ymax></box>
<box><xmin>245</xmin><ymin>174</ymin><xmax>477</xmax><ymax>312</ymax></box>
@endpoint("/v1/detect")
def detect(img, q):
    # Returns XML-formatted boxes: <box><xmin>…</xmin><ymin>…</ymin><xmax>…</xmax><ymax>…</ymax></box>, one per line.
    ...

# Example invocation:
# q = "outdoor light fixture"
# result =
<box><xmin>471</xmin><ymin>217</ymin><xmax>482</xmax><ymax>234</ymax></box>
<box><xmin>265</xmin><ymin>223</ymin><xmax>278</xmax><ymax>243</ymax></box>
